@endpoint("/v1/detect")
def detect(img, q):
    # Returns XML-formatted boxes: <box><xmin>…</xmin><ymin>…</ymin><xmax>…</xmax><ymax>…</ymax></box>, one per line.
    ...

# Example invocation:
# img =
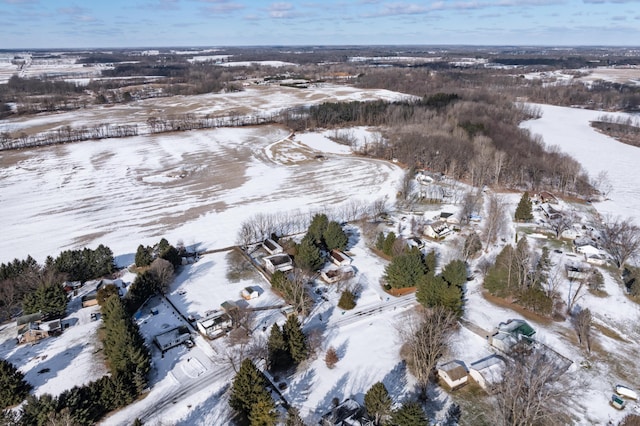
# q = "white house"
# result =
<box><xmin>489</xmin><ymin>319</ymin><xmax>536</xmax><ymax>353</ymax></box>
<box><xmin>264</xmin><ymin>253</ymin><xmax>293</xmax><ymax>274</ymax></box>
<box><xmin>586</xmin><ymin>254</ymin><xmax>607</xmax><ymax>266</ymax></box>
<box><xmin>320</xmin><ymin>265</ymin><xmax>355</xmax><ymax>284</ymax></box>
<box><xmin>424</xmin><ymin>221</ymin><xmax>453</xmax><ymax>239</ymax></box>
<box><xmin>576</xmin><ymin>244</ymin><xmax>601</xmax><ymax>256</ymax></box>
<box><xmin>329</xmin><ymin>249</ymin><xmax>352</xmax><ymax>267</ymax></box>
<box><xmin>154</xmin><ymin>326</ymin><xmax>191</xmax><ymax>352</ymax></box>
<box><xmin>469</xmin><ymin>355</ymin><xmax>506</xmax><ymax>392</ymax></box>
<box><xmin>197</xmin><ymin>312</ymin><xmax>232</xmax><ymax>339</ymax></box>
<box><xmin>437</xmin><ymin>360</ymin><xmax>469</xmax><ymax>390</ymax></box>
<box><xmin>566</xmin><ymin>264</ymin><xmax>591</xmax><ymax>281</ymax></box>
<box><xmin>262</xmin><ymin>238</ymin><xmax>283</xmax><ymax>255</ymax></box>
<box><xmin>241</xmin><ymin>286</ymin><xmax>260</xmax><ymax>300</ymax></box>
<box><xmin>406</xmin><ymin>236</ymin><xmax>425</xmax><ymax>249</ymax></box>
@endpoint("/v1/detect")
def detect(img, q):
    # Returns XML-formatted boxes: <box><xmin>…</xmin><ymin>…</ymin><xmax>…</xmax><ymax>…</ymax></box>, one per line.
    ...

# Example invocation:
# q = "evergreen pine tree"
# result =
<box><xmin>0</xmin><ymin>359</ymin><xmax>31</xmax><ymax>409</ymax></box>
<box><xmin>22</xmin><ymin>281</ymin><xmax>68</xmax><ymax>318</ymax></box>
<box><xmin>229</xmin><ymin>359</ymin><xmax>269</xmax><ymax>420</ymax></box>
<box><xmin>382</xmin><ymin>232</ymin><xmax>397</xmax><ymax>256</ymax></box>
<box><xmin>483</xmin><ymin>245</ymin><xmax>514</xmax><ymax>297</ymax></box>
<box><xmin>295</xmin><ymin>234</ymin><xmax>324</xmax><ymax>272</ymax></box>
<box><xmin>248</xmin><ymin>390</ymin><xmax>278</xmax><ymax>426</ymax></box>
<box><xmin>308</xmin><ymin>213</ymin><xmax>329</xmax><ymax>246</ymax></box>
<box><xmin>283</xmin><ymin>315</ymin><xmax>308</xmax><ymax>365</ymax></box>
<box><xmin>424</xmin><ymin>250</ymin><xmax>437</xmax><ymax>274</ymax></box>
<box><xmin>440</xmin><ymin>260</ymin><xmax>467</xmax><ymax>287</ymax></box>
<box><xmin>383</xmin><ymin>248</ymin><xmax>426</xmax><ymax>289</ymax></box>
<box><xmin>267</xmin><ymin>323</ymin><xmax>291</xmax><ymax>371</ymax></box>
<box><xmin>390</xmin><ymin>401</ymin><xmax>429</xmax><ymax>426</ymax></box>
<box><xmin>375</xmin><ymin>232</ymin><xmax>386</xmax><ymax>251</ymax></box>
<box><xmin>514</xmin><ymin>192</ymin><xmax>533</xmax><ymax>222</ymax></box>
<box><xmin>338</xmin><ymin>289</ymin><xmax>357</xmax><ymax>310</ymax></box>
<box><xmin>364</xmin><ymin>382</ymin><xmax>392</xmax><ymax>426</ymax></box>
<box><xmin>324</xmin><ymin>221</ymin><xmax>348</xmax><ymax>251</ymax></box>
<box><xmin>19</xmin><ymin>394</ymin><xmax>58</xmax><ymax>426</ymax></box>
<box><xmin>285</xmin><ymin>406</ymin><xmax>306</xmax><ymax>426</ymax></box>
<box><xmin>135</xmin><ymin>245</ymin><xmax>153</xmax><ymax>267</ymax></box>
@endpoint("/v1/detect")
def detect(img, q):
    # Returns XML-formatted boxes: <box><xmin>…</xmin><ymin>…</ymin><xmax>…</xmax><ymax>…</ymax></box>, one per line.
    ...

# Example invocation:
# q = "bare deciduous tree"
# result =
<box><xmin>483</xmin><ymin>194</ymin><xmax>507</xmax><ymax>251</ymax></box>
<box><xmin>459</xmin><ymin>190</ymin><xmax>482</xmax><ymax>226</ymax></box>
<box><xmin>149</xmin><ymin>258</ymin><xmax>174</xmax><ymax>294</ymax></box>
<box><xmin>492</xmin><ymin>349</ymin><xmax>573</xmax><ymax>426</ymax></box>
<box><xmin>598</xmin><ymin>216</ymin><xmax>640</xmax><ymax>270</ymax></box>
<box><xmin>566</xmin><ymin>279</ymin><xmax>585</xmax><ymax>315</ymax></box>
<box><xmin>398</xmin><ymin>307</ymin><xmax>457</xmax><ymax>398</ymax></box>
<box><xmin>572</xmin><ymin>308</ymin><xmax>592</xmax><ymax>353</ymax></box>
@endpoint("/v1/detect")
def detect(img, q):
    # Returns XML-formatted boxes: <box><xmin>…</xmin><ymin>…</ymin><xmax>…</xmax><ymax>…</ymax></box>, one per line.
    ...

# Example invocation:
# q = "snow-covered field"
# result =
<box><xmin>3</xmin><ymin>83</ymin><xmax>640</xmax><ymax>425</ymax></box>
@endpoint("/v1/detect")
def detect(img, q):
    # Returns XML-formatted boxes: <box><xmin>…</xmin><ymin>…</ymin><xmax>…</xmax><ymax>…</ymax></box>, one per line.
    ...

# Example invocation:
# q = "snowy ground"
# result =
<box><xmin>3</xmin><ymin>85</ymin><xmax>640</xmax><ymax>424</ymax></box>
<box><xmin>0</xmin><ymin>125</ymin><xmax>403</xmax><ymax>265</ymax></box>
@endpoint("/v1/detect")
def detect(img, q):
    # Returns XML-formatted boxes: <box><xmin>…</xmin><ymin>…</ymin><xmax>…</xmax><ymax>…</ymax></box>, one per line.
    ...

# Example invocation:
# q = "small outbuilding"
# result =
<box><xmin>469</xmin><ymin>355</ymin><xmax>506</xmax><ymax>392</ymax></box>
<box><xmin>329</xmin><ymin>249</ymin><xmax>352</xmax><ymax>267</ymax></box>
<box><xmin>262</xmin><ymin>238</ymin><xmax>284</xmax><ymax>255</ymax></box>
<box><xmin>437</xmin><ymin>360</ymin><xmax>469</xmax><ymax>390</ymax></box>
<box><xmin>241</xmin><ymin>287</ymin><xmax>260</xmax><ymax>300</ymax></box>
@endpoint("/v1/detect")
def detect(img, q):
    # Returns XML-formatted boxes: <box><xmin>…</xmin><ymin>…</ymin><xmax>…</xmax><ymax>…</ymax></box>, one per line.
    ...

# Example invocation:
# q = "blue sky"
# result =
<box><xmin>1</xmin><ymin>0</ymin><xmax>639</xmax><ymax>49</ymax></box>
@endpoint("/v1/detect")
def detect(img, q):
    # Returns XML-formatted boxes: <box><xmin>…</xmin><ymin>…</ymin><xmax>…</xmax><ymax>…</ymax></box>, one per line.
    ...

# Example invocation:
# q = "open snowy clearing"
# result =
<box><xmin>0</xmin><ymin>124</ymin><xmax>403</xmax><ymax>265</ymax></box>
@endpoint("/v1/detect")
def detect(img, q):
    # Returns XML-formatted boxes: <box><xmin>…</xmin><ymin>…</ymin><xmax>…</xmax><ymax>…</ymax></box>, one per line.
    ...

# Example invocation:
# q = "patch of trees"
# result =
<box><xmin>591</xmin><ymin>114</ymin><xmax>640</xmax><ymax>148</ymax></box>
<box><xmin>353</xmin><ymin>68</ymin><xmax>593</xmax><ymax>195</ymax></box>
<box><xmin>270</xmin><ymin>271</ymin><xmax>312</xmax><ymax>315</ymax></box>
<box><xmin>484</xmin><ymin>237</ymin><xmax>554</xmax><ymax>315</ymax></box>
<box><xmin>49</xmin><ymin>244</ymin><xmax>115</xmax><ymax>283</ymax></box>
<box><xmin>416</xmin><ymin>259</ymin><xmax>467</xmax><ymax>317</ymax></box>
<box><xmin>294</xmin><ymin>214</ymin><xmax>348</xmax><ymax>272</ymax></box>
<box><xmin>0</xmin><ymin>359</ymin><xmax>31</xmax><ymax>409</ymax></box>
<box><xmin>229</xmin><ymin>358</ymin><xmax>278</xmax><ymax>425</ymax></box>
<box><xmin>2</xmin><ymin>294</ymin><xmax>150</xmax><ymax>425</ymax></box>
<box><xmin>623</xmin><ymin>266</ymin><xmax>640</xmax><ymax>297</ymax></box>
<box><xmin>135</xmin><ymin>238</ymin><xmax>182</xmax><ymax>269</ymax></box>
<box><xmin>267</xmin><ymin>315</ymin><xmax>309</xmax><ymax>371</ymax></box>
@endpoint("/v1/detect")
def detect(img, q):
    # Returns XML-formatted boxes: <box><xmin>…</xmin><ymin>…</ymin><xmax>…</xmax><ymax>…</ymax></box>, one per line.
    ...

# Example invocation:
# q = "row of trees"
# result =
<box><xmin>236</xmin><ymin>199</ymin><xmax>387</xmax><ymax>249</ymax></box>
<box><xmin>267</xmin><ymin>315</ymin><xmax>309</xmax><ymax>371</ymax></box>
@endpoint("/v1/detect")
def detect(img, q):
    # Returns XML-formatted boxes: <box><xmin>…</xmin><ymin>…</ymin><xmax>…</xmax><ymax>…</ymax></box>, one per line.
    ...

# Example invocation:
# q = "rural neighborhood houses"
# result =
<box><xmin>16</xmin><ymin>313</ymin><xmax>62</xmax><ymax>345</ymax></box>
<box><xmin>424</xmin><ymin>221</ymin><xmax>453</xmax><ymax>240</ymax></box>
<box><xmin>329</xmin><ymin>249</ymin><xmax>352</xmax><ymax>267</ymax></box>
<box><xmin>468</xmin><ymin>355</ymin><xmax>507</xmax><ymax>392</ymax></box>
<box><xmin>153</xmin><ymin>326</ymin><xmax>192</xmax><ymax>353</ymax></box>
<box><xmin>489</xmin><ymin>319</ymin><xmax>536</xmax><ymax>353</ymax></box>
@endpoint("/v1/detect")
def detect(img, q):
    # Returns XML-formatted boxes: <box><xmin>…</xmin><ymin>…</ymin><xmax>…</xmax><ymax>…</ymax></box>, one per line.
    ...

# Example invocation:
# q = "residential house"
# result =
<box><xmin>566</xmin><ymin>264</ymin><xmax>591</xmax><ymax>281</ymax></box>
<box><xmin>241</xmin><ymin>287</ymin><xmax>260</xmax><ymax>300</ymax></box>
<box><xmin>540</xmin><ymin>203</ymin><xmax>562</xmax><ymax>220</ymax></box>
<box><xmin>320</xmin><ymin>266</ymin><xmax>355</xmax><ymax>284</ymax></box>
<box><xmin>319</xmin><ymin>398</ymin><xmax>372</xmax><ymax>426</ymax></box>
<box><xmin>489</xmin><ymin>319</ymin><xmax>536</xmax><ymax>353</ymax></box>
<box><xmin>576</xmin><ymin>243</ymin><xmax>601</xmax><ymax>257</ymax></box>
<box><xmin>437</xmin><ymin>360</ymin><xmax>469</xmax><ymax>390</ymax></box>
<box><xmin>469</xmin><ymin>355</ymin><xmax>506</xmax><ymax>392</ymax></box>
<box><xmin>264</xmin><ymin>253</ymin><xmax>293</xmax><ymax>274</ymax></box>
<box><xmin>154</xmin><ymin>326</ymin><xmax>191</xmax><ymax>352</ymax></box>
<box><xmin>406</xmin><ymin>236</ymin><xmax>425</xmax><ymax>250</ymax></box>
<box><xmin>81</xmin><ymin>291</ymin><xmax>99</xmax><ymax>308</ymax></box>
<box><xmin>263</xmin><ymin>238</ymin><xmax>284</xmax><ymax>255</ymax></box>
<box><xmin>196</xmin><ymin>312</ymin><xmax>232</xmax><ymax>339</ymax></box>
<box><xmin>439</xmin><ymin>212</ymin><xmax>460</xmax><ymax>225</ymax></box>
<box><xmin>424</xmin><ymin>221</ymin><xmax>453</xmax><ymax>239</ymax></box>
<box><xmin>17</xmin><ymin>318</ymin><xmax>62</xmax><ymax>344</ymax></box>
<box><xmin>329</xmin><ymin>250</ymin><xmax>352</xmax><ymax>267</ymax></box>
<box><xmin>586</xmin><ymin>254</ymin><xmax>607</xmax><ymax>266</ymax></box>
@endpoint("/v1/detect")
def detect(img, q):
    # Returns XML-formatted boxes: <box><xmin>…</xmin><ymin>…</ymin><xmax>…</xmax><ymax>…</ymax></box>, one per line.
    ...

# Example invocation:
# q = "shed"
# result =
<box><xmin>81</xmin><ymin>291</ymin><xmax>99</xmax><ymax>308</ymax></box>
<box><xmin>329</xmin><ymin>249</ymin><xmax>352</xmax><ymax>267</ymax></box>
<box><xmin>424</xmin><ymin>221</ymin><xmax>452</xmax><ymax>239</ymax></box>
<box><xmin>469</xmin><ymin>355</ymin><xmax>506</xmax><ymax>392</ymax></box>
<box><xmin>437</xmin><ymin>360</ymin><xmax>469</xmax><ymax>390</ymax></box>
<box><xmin>241</xmin><ymin>287</ymin><xmax>260</xmax><ymax>300</ymax></box>
<box><xmin>262</xmin><ymin>238</ymin><xmax>284</xmax><ymax>255</ymax></box>
<box><xmin>320</xmin><ymin>398</ymin><xmax>368</xmax><ymax>426</ymax></box>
